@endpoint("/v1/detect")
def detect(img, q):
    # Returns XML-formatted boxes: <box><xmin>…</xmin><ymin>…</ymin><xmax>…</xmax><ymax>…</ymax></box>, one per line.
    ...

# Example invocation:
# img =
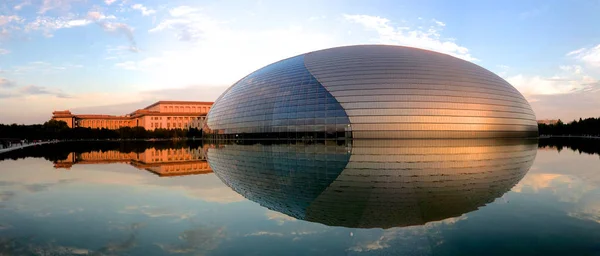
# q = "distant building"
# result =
<box><xmin>52</xmin><ymin>101</ymin><xmax>213</xmax><ymax>130</ymax></box>
<box><xmin>537</xmin><ymin>119</ymin><xmax>559</xmax><ymax>125</ymax></box>
<box><xmin>53</xmin><ymin>147</ymin><xmax>212</xmax><ymax>177</ymax></box>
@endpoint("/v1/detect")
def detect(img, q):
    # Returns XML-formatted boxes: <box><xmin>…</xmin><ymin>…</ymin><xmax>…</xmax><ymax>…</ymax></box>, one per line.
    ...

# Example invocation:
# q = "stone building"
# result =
<box><xmin>52</xmin><ymin>101</ymin><xmax>213</xmax><ymax>130</ymax></box>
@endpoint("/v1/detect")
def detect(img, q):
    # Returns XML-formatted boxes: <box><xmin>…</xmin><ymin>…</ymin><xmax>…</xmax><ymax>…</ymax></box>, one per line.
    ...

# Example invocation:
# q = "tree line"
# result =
<box><xmin>0</xmin><ymin>140</ymin><xmax>203</xmax><ymax>162</ymax></box>
<box><xmin>0</xmin><ymin>120</ymin><xmax>203</xmax><ymax>141</ymax></box>
<box><xmin>538</xmin><ymin>117</ymin><xmax>600</xmax><ymax>136</ymax></box>
<box><xmin>538</xmin><ymin>137</ymin><xmax>600</xmax><ymax>157</ymax></box>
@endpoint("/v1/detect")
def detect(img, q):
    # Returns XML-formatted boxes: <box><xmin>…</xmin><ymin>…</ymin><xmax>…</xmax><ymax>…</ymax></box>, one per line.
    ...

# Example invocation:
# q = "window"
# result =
<box><xmin>203</xmin><ymin>54</ymin><xmax>350</xmax><ymax>139</ymax></box>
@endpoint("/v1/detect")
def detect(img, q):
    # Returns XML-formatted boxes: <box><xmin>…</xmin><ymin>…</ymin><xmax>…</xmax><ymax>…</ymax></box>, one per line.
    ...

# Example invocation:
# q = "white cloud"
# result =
<box><xmin>567</xmin><ymin>47</ymin><xmax>586</xmax><ymax>56</ymax></box>
<box><xmin>348</xmin><ymin>237</ymin><xmax>390</xmax><ymax>252</ymax></box>
<box><xmin>24</xmin><ymin>15</ymin><xmax>92</xmax><ymax>37</ymax></box>
<box><xmin>266</xmin><ymin>210</ymin><xmax>297</xmax><ymax>225</ymax></box>
<box><xmin>433</xmin><ymin>19</ymin><xmax>446</xmax><ymax>27</ymax></box>
<box><xmin>38</xmin><ymin>0</ymin><xmax>82</xmax><ymax>14</ymax></box>
<box><xmin>0</xmin><ymin>48</ymin><xmax>9</xmax><ymax>55</ymax></box>
<box><xmin>14</xmin><ymin>1</ymin><xmax>32</xmax><ymax>10</ymax></box>
<box><xmin>559</xmin><ymin>65</ymin><xmax>583</xmax><ymax>74</ymax></box>
<box><xmin>567</xmin><ymin>44</ymin><xmax>600</xmax><ymax>68</ymax></box>
<box><xmin>88</xmin><ymin>11</ymin><xmax>137</xmax><ymax>52</ymax></box>
<box><xmin>131</xmin><ymin>4</ymin><xmax>156</xmax><ymax>16</ymax></box>
<box><xmin>169</xmin><ymin>6</ymin><xmax>199</xmax><ymax>17</ymax></box>
<box><xmin>425</xmin><ymin>214</ymin><xmax>468</xmax><ymax>226</ymax></box>
<box><xmin>104</xmin><ymin>0</ymin><xmax>117</xmax><ymax>5</ymax></box>
<box><xmin>344</xmin><ymin>14</ymin><xmax>477</xmax><ymax>62</ymax></box>
<box><xmin>507</xmin><ymin>75</ymin><xmax>578</xmax><ymax>96</ymax></box>
<box><xmin>0</xmin><ymin>15</ymin><xmax>23</xmax><ymax>26</ymax></box>
<box><xmin>149</xmin><ymin>6</ymin><xmax>219</xmax><ymax>41</ymax></box>
<box><xmin>244</xmin><ymin>231</ymin><xmax>284</xmax><ymax>237</ymax></box>
<box><xmin>122</xmin><ymin>205</ymin><xmax>195</xmax><ymax>219</ymax></box>
<box><xmin>506</xmin><ymin>66</ymin><xmax>598</xmax><ymax>98</ymax></box>
<box><xmin>135</xmin><ymin>6</ymin><xmax>336</xmax><ymax>90</ymax></box>
<box><xmin>86</xmin><ymin>11</ymin><xmax>116</xmax><ymax>21</ymax></box>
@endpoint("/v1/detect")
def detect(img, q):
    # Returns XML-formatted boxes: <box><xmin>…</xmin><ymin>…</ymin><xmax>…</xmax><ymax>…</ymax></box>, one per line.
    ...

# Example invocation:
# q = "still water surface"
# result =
<box><xmin>0</xmin><ymin>139</ymin><xmax>599</xmax><ymax>255</ymax></box>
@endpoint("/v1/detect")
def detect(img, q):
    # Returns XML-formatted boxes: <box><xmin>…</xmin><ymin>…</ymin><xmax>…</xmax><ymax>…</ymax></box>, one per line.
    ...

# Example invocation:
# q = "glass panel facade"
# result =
<box><xmin>205</xmin><ymin>45</ymin><xmax>538</xmax><ymax>140</ymax></box>
<box><xmin>204</xmin><ymin>55</ymin><xmax>351</xmax><ymax>140</ymax></box>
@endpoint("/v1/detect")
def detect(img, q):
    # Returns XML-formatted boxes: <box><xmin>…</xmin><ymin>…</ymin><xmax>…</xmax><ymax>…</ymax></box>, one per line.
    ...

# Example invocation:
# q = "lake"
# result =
<box><xmin>1</xmin><ymin>138</ymin><xmax>599</xmax><ymax>255</ymax></box>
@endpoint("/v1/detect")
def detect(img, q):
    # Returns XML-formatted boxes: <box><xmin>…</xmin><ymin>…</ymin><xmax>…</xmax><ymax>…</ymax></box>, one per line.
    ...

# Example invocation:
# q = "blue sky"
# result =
<box><xmin>0</xmin><ymin>0</ymin><xmax>599</xmax><ymax>124</ymax></box>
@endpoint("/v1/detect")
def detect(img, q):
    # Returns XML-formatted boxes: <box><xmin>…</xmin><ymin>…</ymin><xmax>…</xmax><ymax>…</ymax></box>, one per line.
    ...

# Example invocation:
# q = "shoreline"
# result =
<box><xmin>1</xmin><ymin>136</ymin><xmax>596</xmax><ymax>155</ymax></box>
<box><xmin>0</xmin><ymin>141</ymin><xmax>57</xmax><ymax>154</ymax></box>
<box><xmin>539</xmin><ymin>135</ymin><xmax>600</xmax><ymax>139</ymax></box>
<box><xmin>0</xmin><ymin>138</ymin><xmax>203</xmax><ymax>155</ymax></box>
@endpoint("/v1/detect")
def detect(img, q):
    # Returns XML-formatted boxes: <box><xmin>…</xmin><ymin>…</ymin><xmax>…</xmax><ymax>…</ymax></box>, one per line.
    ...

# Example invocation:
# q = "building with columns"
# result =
<box><xmin>52</xmin><ymin>101</ymin><xmax>213</xmax><ymax>130</ymax></box>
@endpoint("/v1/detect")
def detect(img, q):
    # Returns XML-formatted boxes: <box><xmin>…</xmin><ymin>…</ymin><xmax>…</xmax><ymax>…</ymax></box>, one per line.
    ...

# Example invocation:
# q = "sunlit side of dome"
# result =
<box><xmin>204</xmin><ymin>45</ymin><xmax>538</xmax><ymax>139</ymax></box>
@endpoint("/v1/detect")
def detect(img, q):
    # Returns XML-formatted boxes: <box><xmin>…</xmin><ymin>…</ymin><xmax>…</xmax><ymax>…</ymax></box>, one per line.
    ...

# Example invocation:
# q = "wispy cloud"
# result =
<box><xmin>131</xmin><ymin>4</ymin><xmax>156</xmax><ymax>16</ymax></box>
<box><xmin>24</xmin><ymin>15</ymin><xmax>92</xmax><ymax>37</ymax></box>
<box><xmin>245</xmin><ymin>231</ymin><xmax>285</xmax><ymax>237</ymax></box>
<box><xmin>14</xmin><ymin>0</ymin><xmax>32</xmax><ymax>10</ymax></box>
<box><xmin>149</xmin><ymin>6</ymin><xmax>215</xmax><ymax>42</ymax></box>
<box><xmin>344</xmin><ymin>14</ymin><xmax>477</xmax><ymax>61</ymax></box>
<box><xmin>0</xmin><ymin>48</ymin><xmax>9</xmax><ymax>55</ymax></box>
<box><xmin>104</xmin><ymin>0</ymin><xmax>117</xmax><ymax>5</ymax></box>
<box><xmin>504</xmin><ymin>45</ymin><xmax>599</xmax><ymax>97</ymax></box>
<box><xmin>38</xmin><ymin>0</ymin><xmax>83</xmax><ymax>14</ymax></box>
<box><xmin>20</xmin><ymin>85</ymin><xmax>71</xmax><ymax>98</ymax></box>
<box><xmin>134</xmin><ymin>5</ymin><xmax>337</xmax><ymax>90</ymax></box>
<box><xmin>0</xmin><ymin>78</ymin><xmax>16</xmax><ymax>88</ymax></box>
<box><xmin>88</xmin><ymin>11</ymin><xmax>138</xmax><ymax>52</ymax></box>
<box><xmin>156</xmin><ymin>226</ymin><xmax>225</xmax><ymax>254</ymax></box>
<box><xmin>432</xmin><ymin>19</ymin><xmax>445</xmax><ymax>27</ymax></box>
<box><xmin>266</xmin><ymin>210</ymin><xmax>297</xmax><ymax>225</ymax></box>
<box><xmin>0</xmin><ymin>15</ymin><xmax>23</xmax><ymax>26</ymax></box>
<box><xmin>567</xmin><ymin>44</ymin><xmax>600</xmax><ymax>68</ymax></box>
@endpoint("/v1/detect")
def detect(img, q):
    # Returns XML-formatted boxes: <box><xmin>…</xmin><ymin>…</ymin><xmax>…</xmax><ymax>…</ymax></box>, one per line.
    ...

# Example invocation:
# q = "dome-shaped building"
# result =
<box><xmin>204</xmin><ymin>45</ymin><xmax>538</xmax><ymax>139</ymax></box>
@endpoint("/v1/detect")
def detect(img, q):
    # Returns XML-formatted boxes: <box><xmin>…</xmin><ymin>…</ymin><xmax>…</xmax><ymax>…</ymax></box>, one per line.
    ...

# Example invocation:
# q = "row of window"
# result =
<box><xmin>157</xmin><ymin>105</ymin><xmax>211</xmax><ymax>113</ymax></box>
<box><xmin>149</xmin><ymin>122</ymin><xmax>201</xmax><ymax>129</ymax></box>
<box><xmin>205</xmin><ymin>55</ymin><xmax>350</xmax><ymax>138</ymax></box>
<box><xmin>150</xmin><ymin>116</ymin><xmax>206</xmax><ymax>121</ymax></box>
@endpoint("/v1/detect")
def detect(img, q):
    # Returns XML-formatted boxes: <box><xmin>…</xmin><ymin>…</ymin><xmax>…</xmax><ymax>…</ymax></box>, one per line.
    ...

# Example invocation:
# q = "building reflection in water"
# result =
<box><xmin>54</xmin><ymin>147</ymin><xmax>212</xmax><ymax>177</ymax></box>
<box><xmin>206</xmin><ymin>139</ymin><xmax>538</xmax><ymax>229</ymax></box>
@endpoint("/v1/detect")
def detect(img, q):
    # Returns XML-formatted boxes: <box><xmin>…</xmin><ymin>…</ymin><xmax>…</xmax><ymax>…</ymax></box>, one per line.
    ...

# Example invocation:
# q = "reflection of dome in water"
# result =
<box><xmin>207</xmin><ymin>139</ymin><xmax>538</xmax><ymax>229</ymax></box>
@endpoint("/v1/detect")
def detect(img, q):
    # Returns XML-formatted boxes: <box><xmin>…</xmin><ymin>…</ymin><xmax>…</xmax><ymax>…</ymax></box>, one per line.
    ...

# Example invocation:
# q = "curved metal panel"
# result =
<box><xmin>304</xmin><ymin>45</ymin><xmax>538</xmax><ymax>139</ymax></box>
